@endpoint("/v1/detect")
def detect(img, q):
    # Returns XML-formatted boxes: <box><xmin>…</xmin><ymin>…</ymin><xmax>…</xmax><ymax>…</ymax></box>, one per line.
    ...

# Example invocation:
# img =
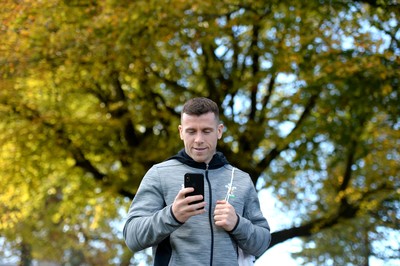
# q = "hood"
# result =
<box><xmin>168</xmin><ymin>149</ymin><xmax>229</xmax><ymax>170</ymax></box>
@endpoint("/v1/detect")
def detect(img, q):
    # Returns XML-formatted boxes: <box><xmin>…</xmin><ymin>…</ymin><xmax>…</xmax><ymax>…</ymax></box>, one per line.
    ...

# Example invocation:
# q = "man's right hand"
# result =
<box><xmin>172</xmin><ymin>187</ymin><xmax>206</xmax><ymax>223</ymax></box>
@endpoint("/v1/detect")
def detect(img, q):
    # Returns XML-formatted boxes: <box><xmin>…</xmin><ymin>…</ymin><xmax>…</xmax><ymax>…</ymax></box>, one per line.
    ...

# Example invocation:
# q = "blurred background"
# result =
<box><xmin>0</xmin><ymin>0</ymin><xmax>399</xmax><ymax>265</ymax></box>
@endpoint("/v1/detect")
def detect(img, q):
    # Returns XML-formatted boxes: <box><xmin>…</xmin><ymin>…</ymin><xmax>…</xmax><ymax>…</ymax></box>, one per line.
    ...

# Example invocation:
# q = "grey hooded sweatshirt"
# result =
<box><xmin>123</xmin><ymin>149</ymin><xmax>271</xmax><ymax>266</ymax></box>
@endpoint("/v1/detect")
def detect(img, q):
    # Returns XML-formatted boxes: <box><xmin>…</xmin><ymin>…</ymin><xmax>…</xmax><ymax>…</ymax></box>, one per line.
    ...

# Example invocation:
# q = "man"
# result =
<box><xmin>123</xmin><ymin>97</ymin><xmax>271</xmax><ymax>265</ymax></box>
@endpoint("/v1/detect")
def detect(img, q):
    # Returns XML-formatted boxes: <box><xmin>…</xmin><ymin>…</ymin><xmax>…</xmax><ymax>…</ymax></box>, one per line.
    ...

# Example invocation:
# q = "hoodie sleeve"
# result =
<box><xmin>229</xmin><ymin>179</ymin><xmax>271</xmax><ymax>257</ymax></box>
<box><xmin>123</xmin><ymin>166</ymin><xmax>182</xmax><ymax>252</ymax></box>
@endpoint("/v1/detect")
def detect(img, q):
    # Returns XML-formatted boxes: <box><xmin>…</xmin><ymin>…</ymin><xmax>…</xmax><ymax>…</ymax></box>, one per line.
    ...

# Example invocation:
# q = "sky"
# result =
<box><xmin>255</xmin><ymin>189</ymin><xmax>303</xmax><ymax>266</ymax></box>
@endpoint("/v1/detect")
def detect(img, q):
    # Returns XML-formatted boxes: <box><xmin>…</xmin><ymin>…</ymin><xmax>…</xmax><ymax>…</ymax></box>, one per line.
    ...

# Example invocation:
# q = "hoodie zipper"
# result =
<box><xmin>205</xmin><ymin>164</ymin><xmax>214</xmax><ymax>266</ymax></box>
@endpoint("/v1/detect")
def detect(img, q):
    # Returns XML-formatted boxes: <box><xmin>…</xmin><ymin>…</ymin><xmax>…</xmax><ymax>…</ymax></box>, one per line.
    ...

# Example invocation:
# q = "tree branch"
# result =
<box><xmin>268</xmin><ymin>201</ymin><xmax>359</xmax><ymax>249</ymax></box>
<box><xmin>254</xmin><ymin>91</ymin><xmax>320</xmax><ymax>180</ymax></box>
<box><xmin>268</xmin><ymin>124</ymin><xmax>362</xmax><ymax>249</ymax></box>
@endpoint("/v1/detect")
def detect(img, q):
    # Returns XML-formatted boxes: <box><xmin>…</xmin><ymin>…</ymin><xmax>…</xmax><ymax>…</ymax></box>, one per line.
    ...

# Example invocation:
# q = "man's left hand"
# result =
<box><xmin>213</xmin><ymin>200</ymin><xmax>238</xmax><ymax>231</ymax></box>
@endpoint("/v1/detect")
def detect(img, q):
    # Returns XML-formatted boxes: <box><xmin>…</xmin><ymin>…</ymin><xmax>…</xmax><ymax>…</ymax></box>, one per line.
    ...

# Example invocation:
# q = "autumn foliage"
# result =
<box><xmin>0</xmin><ymin>0</ymin><xmax>399</xmax><ymax>265</ymax></box>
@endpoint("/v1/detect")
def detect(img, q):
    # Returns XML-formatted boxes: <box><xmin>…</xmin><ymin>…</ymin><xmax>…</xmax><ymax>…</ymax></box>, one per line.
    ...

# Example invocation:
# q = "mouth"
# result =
<box><xmin>193</xmin><ymin>147</ymin><xmax>207</xmax><ymax>152</ymax></box>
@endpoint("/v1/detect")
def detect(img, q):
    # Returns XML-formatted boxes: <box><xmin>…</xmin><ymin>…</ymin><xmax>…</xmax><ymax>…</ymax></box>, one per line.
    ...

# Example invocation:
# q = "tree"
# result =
<box><xmin>0</xmin><ymin>0</ymin><xmax>398</xmax><ymax>264</ymax></box>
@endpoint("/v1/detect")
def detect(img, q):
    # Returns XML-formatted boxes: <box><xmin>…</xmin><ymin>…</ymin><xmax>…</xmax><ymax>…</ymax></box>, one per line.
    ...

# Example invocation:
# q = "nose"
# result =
<box><xmin>194</xmin><ymin>132</ymin><xmax>204</xmax><ymax>143</ymax></box>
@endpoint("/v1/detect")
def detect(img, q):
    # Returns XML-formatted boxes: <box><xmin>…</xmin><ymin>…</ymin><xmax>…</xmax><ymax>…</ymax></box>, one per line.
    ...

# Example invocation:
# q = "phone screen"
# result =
<box><xmin>184</xmin><ymin>173</ymin><xmax>204</xmax><ymax>206</ymax></box>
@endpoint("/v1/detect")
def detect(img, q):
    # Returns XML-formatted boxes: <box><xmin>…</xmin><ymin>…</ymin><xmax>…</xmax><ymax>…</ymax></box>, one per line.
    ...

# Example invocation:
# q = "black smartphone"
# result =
<box><xmin>184</xmin><ymin>173</ymin><xmax>204</xmax><ymax>206</ymax></box>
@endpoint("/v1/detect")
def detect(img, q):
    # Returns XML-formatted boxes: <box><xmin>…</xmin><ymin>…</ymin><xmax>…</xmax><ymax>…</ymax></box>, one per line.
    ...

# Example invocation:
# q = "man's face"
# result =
<box><xmin>179</xmin><ymin>112</ymin><xmax>224</xmax><ymax>164</ymax></box>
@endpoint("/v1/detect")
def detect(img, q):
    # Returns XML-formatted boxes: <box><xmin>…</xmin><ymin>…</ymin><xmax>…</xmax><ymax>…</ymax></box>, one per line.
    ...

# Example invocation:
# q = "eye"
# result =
<box><xmin>187</xmin><ymin>129</ymin><xmax>196</xmax><ymax>134</ymax></box>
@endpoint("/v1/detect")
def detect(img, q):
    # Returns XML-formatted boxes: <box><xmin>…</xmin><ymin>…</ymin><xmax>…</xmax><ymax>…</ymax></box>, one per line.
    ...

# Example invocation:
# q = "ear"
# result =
<box><xmin>178</xmin><ymin>125</ymin><xmax>184</xmax><ymax>140</ymax></box>
<box><xmin>217</xmin><ymin>124</ymin><xmax>224</xmax><ymax>139</ymax></box>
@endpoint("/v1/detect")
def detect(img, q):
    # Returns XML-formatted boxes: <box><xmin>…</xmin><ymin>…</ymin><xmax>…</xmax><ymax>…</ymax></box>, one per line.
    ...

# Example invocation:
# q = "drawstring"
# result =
<box><xmin>225</xmin><ymin>167</ymin><xmax>235</xmax><ymax>202</ymax></box>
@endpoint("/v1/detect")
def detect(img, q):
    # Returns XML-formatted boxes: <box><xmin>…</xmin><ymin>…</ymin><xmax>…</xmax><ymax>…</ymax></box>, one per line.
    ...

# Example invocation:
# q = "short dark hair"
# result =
<box><xmin>182</xmin><ymin>97</ymin><xmax>220</xmax><ymax>121</ymax></box>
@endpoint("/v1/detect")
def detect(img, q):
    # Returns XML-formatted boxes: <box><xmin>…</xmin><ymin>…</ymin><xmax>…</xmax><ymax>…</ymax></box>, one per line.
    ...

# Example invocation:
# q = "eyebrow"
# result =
<box><xmin>185</xmin><ymin>127</ymin><xmax>214</xmax><ymax>131</ymax></box>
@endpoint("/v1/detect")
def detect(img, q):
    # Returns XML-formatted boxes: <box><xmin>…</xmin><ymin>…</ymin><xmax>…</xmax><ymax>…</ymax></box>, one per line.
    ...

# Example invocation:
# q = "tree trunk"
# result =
<box><xmin>19</xmin><ymin>242</ymin><xmax>32</xmax><ymax>266</ymax></box>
